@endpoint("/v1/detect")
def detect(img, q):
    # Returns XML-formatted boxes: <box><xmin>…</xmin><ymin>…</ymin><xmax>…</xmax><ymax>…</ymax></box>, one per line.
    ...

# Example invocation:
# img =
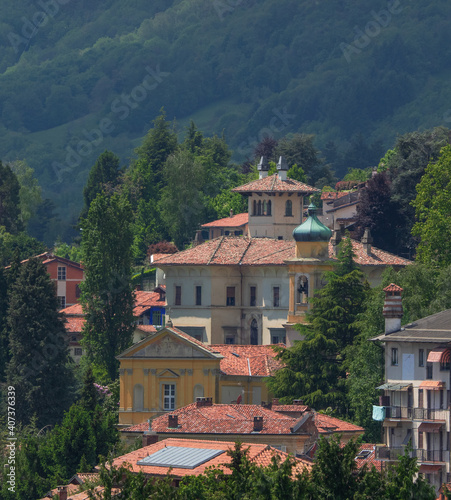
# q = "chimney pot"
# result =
<box><xmin>272</xmin><ymin>398</ymin><xmax>279</xmax><ymax>406</ymax></box>
<box><xmin>257</xmin><ymin>156</ymin><xmax>269</xmax><ymax>179</ymax></box>
<box><xmin>361</xmin><ymin>227</ymin><xmax>373</xmax><ymax>256</ymax></box>
<box><xmin>230</xmin><ymin>209</ymin><xmax>233</xmax><ymax>218</ymax></box>
<box><xmin>196</xmin><ymin>397</ymin><xmax>213</xmax><ymax>407</ymax></box>
<box><xmin>293</xmin><ymin>399</ymin><xmax>304</xmax><ymax>405</ymax></box>
<box><xmin>253</xmin><ymin>416</ymin><xmax>264</xmax><ymax>432</ymax></box>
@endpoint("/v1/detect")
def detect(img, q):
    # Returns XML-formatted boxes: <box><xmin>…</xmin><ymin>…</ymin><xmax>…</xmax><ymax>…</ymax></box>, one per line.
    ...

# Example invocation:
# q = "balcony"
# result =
<box><xmin>375</xmin><ymin>446</ymin><xmax>449</xmax><ymax>463</ymax></box>
<box><xmin>383</xmin><ymin>406</ymin><xmax>449</xmax><ymax>421</ymax></box>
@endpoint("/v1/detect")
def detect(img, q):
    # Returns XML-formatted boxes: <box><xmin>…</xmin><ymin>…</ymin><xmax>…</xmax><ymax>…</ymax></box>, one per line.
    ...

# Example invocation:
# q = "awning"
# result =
<box><xmin>427</xmin><ymin>347</ymin><xmax>451</xmax><ymax>363</ymax></box>
<box><xmin>376</xmin><ymin>383</ymin><xmax>412</xmax><ymax>391</ymax></box>
<box><xmin>419</xmin><ymin>464</ymin><xmax>443</xmax><ymax>473</ymax></box>
<box><xmin>419</xmin><ymin>380</ymin><xmax>446</xmax><ymax>390</ymax></box>
<box><xmin>418</xmin><ymin>422</ymin><xmax>444</xmax><ymax>433</ymax></box>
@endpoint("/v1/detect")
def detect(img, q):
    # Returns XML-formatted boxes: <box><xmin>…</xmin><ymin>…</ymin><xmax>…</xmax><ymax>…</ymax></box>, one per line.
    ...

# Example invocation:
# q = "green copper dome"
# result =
<box><xmin>293</xmin><ymin>203</ymin><xmax>332</xmax><ymax>242</ymax></box>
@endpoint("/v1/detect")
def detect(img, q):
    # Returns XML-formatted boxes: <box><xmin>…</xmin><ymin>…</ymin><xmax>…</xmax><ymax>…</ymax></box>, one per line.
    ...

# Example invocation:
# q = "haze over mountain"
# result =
<box><xmin>1</xmin><ymin>0</ymin><xmax>451</xmax><ymax>230</ymax></box>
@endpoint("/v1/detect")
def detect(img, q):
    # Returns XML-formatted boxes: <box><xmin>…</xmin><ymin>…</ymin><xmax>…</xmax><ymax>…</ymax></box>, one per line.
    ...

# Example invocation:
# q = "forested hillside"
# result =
<box><xmin>1</xmin><ymin>0</ymin><xmax>451</xmax><ymax>233</ymax></box>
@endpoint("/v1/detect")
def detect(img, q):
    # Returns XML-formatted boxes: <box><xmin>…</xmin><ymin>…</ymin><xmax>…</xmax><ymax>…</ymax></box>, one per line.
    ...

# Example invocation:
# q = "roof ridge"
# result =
<box><xmin>245</xmin><ymin>243</ymin><xmax>292</xmax><ymax>264</ymax></box>
<box><xmin>207</xmin><ymin>236</ymin><xmax>225</xmax><ymax>265</ymax></box>
<box><xmin>238</xmin><ymin>238</ymin><xmax>253</xmax><ymax>265</ymax></box>
<box><xmin>271</xmin><ymin>174</ymin><xmax>277</xmax><ymax>190</ymax></box>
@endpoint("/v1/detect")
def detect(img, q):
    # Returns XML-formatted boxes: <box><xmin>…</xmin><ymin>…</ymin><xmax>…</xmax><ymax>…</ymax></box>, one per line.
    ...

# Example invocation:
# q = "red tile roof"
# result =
<box><xmin>202</xmin><ymin>213</ymin><xmax>248</xmax><ymax>228</ymax></box>
<box><xmin>321</xmin><ymin>191</ymin><xmax>350</xmax><ymax>201</ymax></box>
<box><xmin>232</xmin><ymin>174</ymin><xmax>319</xmax><ymax>194</ymax></box>
<box><xmin>383</xmin><ymin>283</ymin><xmax>403</xmax><ymax>292</ymax></box>
<box><xmin>315</xmin><ymin>414</ymin><xmax>364</xmax><ymax>434</ymax></box>
<box><xmin>107</xmin><ymin>438</ymin><xmax>311</xmax><ymax>478</ymax></box>
<box><xmin>210</xmin><ymin>344</ymin><xmax>283</xmax><ymax>376</ymax></box>
<box><xmin>150</xmin><ymin>403</ymin><xmax>301</xmax><ymax>435</ymax></box>
<box><xmin>354</xmin><ymin>444</ymin><xmax>383</xmax><ymax>472</ymax></box>
<box><xmin>272</xmin><ymin>404</ymin><xmax>309</xmax><ymax>414</ymax></box>
<box><xmin>155</xmin><ymin>236</ymin><xmax>411</xmax><ymax>268</ymax></box>
<box><xmin>135</xmin><ymin>325</ymin><xmax>158</xmax><ymax>334</ymax></box>
<box><xmin>65</xmin><ymin>316</ymin><xmax>85</xmax><ymax>333</ymax></box>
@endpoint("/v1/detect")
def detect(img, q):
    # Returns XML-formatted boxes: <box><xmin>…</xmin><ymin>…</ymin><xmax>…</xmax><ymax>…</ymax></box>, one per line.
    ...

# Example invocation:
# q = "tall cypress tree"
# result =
<box><xmin>6</xmin><ymin>259</ymin><xmax>74</xmax><ymax>427</ymax></box>
<box><xmin>80</xmin><ymin>192</ymin><xmax>135</xmax><ymax>381</ymax></box>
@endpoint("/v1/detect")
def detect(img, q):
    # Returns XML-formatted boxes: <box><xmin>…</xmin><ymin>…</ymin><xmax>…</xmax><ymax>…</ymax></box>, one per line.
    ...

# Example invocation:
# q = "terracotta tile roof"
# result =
<box><xmin>65</xmin><ymin>316</ymin><xmax>85</xmax><ymax>333</ymax></box>
<box><xmin>315</xmin><ymin>414</ymin><xmax>364</xmax><ymax>434</ymax></box>
<box><xmin>210</xmin><ymin>344</ymin><xmax>283</xmax><ymax>376</ymax></box>
<box><xmin>383</xmin><ymin>283</ymin><xmax>403</xmax><ymax>292</ymax></box>
<box><xmin>149</xmin><ymin>403</ymin><xmax>301</xmax><ymax>435</ymax></box>
<box><xmin>272</xmin><ymin>404</ymin><xmax>309</xmax><ymax>414</ymax></box>
<box><xmin>232</xmin><ymin>174</ymin><xmax>319</xmax><ymax>194</ymax></box>
<box><xmin>155</xmin><ymin>236</ymin><xmax>411</xmax><ymax>268</ymax></box>
<box><xmin>135</xmin><ymin>325</ymin><xmax>158</xmax><ymax>334</ymax></box>
<box><xmin>321</xmin><ymin>191</ymin><xmax>349</xmax><ymax>201</ymax></box>
<box><xmin>202</xmin><ymin>212</ymin><xmax>248</xmax><ymax>228</ymax></box>
<box><xmin>151</xmin><ymin>253</ymin><xmax>171</xmax><ymax>263</ymax></box>
<box><xmin>107</xmin><ymin>438</ymin><xmax>311</xmax><ymax>478</ymax></box>
<box><xmin>61</xmin><ymin>303</ymin><xmax>83</xmax><ymax>315</ymax></box>
<box><xmin>351</xmin><ymin>444</ymin><xmax>383</xmax><ymax>472</ymax></box>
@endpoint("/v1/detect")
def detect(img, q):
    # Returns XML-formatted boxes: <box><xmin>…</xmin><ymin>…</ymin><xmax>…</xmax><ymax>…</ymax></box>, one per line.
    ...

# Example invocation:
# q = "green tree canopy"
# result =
<box><xmin>6</xmin><ymin>258</ymin><xmax>74</xmax><ymax>427</ymax></box>
<box><xmin>0</xmin><ymin>161</ymin><xmax>22</xmax><ymax>234</ymax></box>
<box><xmin>80</xmin><ymin>192</ymin><xmax>135</xmax><ymax>380</ymax></box>
<box><xmin>412</xmin><ymin>145</ymin><xmax>451</xmax><ymax>267</ymax></box>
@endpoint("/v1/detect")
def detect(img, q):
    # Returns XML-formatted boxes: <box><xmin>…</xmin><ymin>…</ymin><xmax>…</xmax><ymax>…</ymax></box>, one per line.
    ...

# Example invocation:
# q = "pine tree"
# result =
<box><xmin>267</xmin><ymin>238</ymin><xmax>368</xmax><ymax>412</ymax></box>
<box><xmin>80</xmin><ymin>192</ymin><xmax>135</xmax><ymax>381</ymax></box>
<box><xmin>6</xmin><ymin>259</ymin><xmax>74</xmax><ymax>427</ymax></box>
<box><xmin>0</xmin><ymin>161</ymin><xmax>23</xmax><ymax>234</ymax></box>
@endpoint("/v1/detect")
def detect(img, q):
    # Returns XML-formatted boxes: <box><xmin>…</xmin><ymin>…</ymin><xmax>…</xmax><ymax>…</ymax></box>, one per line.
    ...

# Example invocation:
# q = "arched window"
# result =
<box><xmin>133</xmin><ymin>384</ymin><xmax>144</xmax><ymax>411</ymax></box>
<box><xmin>250</xmin><ymin>319</ymin><xmax>258</xmax><ymax>345</ymax></box>
<box><xmin>263</xmin><ymin>200</ymin><xmax>267</xmax><ymax>215</ymax></box>
<box><xmin>253</xmin><ymin>200</ymin><xmax>257</xmax><ymax>215</ymax></box>
<box><xmin>285</xmin><ymin>200</ymin><xmax>293</xmax><ymax>216</ymax></box>
<box><xmin>193</xmin><ymin>384</ymin><xmax>204</xmax><ymax>401</ymax></box>
<box><xmin>267</xmin><ymin>200</ymin><xmax>272</xmax><ymax>216</ymax></box>
<box><xmin>257</xmin><ymin>200</ymin><xmax>262</xmax><ymax>216</ymax></box>
<box><xmin>297</xmin><ymin>276</ymin><xmax>309</xmax><ymax>304</ymax></box>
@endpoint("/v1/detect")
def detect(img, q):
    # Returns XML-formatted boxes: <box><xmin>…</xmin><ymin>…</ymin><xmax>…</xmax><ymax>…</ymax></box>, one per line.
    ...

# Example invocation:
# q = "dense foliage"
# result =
<box><xmin>1</xmin><ymin>1</ymin><xmax>451</xmax><ymax>234</ymax></box>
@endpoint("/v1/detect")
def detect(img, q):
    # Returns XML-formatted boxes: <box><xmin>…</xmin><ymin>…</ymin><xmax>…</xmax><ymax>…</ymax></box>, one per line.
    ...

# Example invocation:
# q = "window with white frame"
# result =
<box><xmin>57</xmin><ymin>266</ymin><xmax>66</xmax><ymax>280</ymax></box>
<box><xmin>163</xmin><ymin>384</ymin><xmax>176</xmax><ymax>411</ymax></box>
<box><xmin>57</xmin><ymin>296</ymin><xmax>66</xmax><ymax>309</ymax></box>
<box><xmin>391</xmin><ymin>348</ymin><xmax>398</xmax><ymax>366</ymax></box>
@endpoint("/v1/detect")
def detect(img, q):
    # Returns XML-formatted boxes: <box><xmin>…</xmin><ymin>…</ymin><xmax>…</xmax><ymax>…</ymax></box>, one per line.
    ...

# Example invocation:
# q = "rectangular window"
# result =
<box><xmin>196</xmin><ymin>286</ymin><xmax>202</xmax><ymax>306</ymax></box>
<box><xmin>75</xmin><ymin>284</ymin><xmax>81</xmax><ymax>298</ymax></box>
<box><xmin>419</xmin><ymin>389</ymin><xmax>424</xmax><ymax>408</ymax></box>
<box><xmin>419</xmin><ymin>349</ymin><xmax>424</xmax><ymax>367</ymax></box>
<box><xmin>250</xmin><ymin>286</ymin><xmax>256</xmax><ymax>307</ymax></box>
<box><xmin>74</xmin><ymin>348</ymin><xmax>83</xmax><ymax>356</ymax></box>
<box><xmin>153</xmin><ymin>310</ymin><xmax>162</xmax><ymax>326</ymax></box>
<box><xmin>163</xmin><ymin>384</ymin><xmax>176</xmax><ymax>411</ymax></box>
<box><xmin>57</xmin><ymin>296</ymin><xmax>66</xmax><ymax>309</ymax></box>
<box><xmin>57</xmin><ymin>266</ymin><xmax>66</xmax><ymax>280</ymax></box>
<box><xmin>175</xmin><ymin>286</ymin><xmax>181</xmax><ymax>306</ymax></box>
<box><xmin>273</xmin><ymin>287</ymin><xmax>280</xmax><ymax>308</ymax></box>
<box><xmin>391</xmin><ymin>348</ymin><xmax>398</xmax><ymax>366</ymax></box>
<box><xmin>418</xmin><ymin>430</ymin><xmax>423</xmax><ymax>449</ymax></box>
<box><xmin>272</xmin><ymin>335</ymin><xmax>286</xmax><ymax>344</ymax></box>
<box><xmin>226</xmin><ymin>287</ymin><xmax>235</xmax><ymax>306</ymax></box>
<box><xmin>225</xmin><ymin>337</ymin><xmax>235</xmax><ymax>344</ymax></box>
<box><xmin>426</xmin><ymin>350</ymin><xmax>433</xmax><ymax>379</ymax></box>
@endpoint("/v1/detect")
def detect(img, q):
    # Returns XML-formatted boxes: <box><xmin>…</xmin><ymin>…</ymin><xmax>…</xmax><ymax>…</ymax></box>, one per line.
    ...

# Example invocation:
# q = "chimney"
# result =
<box><xmin>272</xmin><ymin>398</ymin><xmax>279</xmax><ymax>406</ymax></box>
<box><xmin>168</xmin><ymin>414</ymin><xmax>178</xmax><ymax>428</ymax></box>
<box><xmin>230</xmin><ymin>209</ymin><xmax>234</xmax><ymax>218</ymax></box>
<box><xmin>361</xmin><ymin>227</ymin><xmax>373</xmax><ymax>255</ymax></box>
<box><xmin>277</xmin><ymin>156</ymin><xmax>288</xmax><ymax>180</ymax></box>
<box><xmin>383</xmin><ymin>284</ymin><xmax>403</xmax><ymax>334</ymax></box>
<box><xmin>253</xmin><ymin>416</ymin><xmax>264</xmax><ymax>432</ymax></box>
<box><xmin>293</xmin><ymin>399</ymin><xmax>304</xmax><ymax>405</ymax></box>
<box><xmin>257</xmin><ymin>156</ymin><xmax>269</xmax><ymax>179</ymax></box>
<box><xmin>142</xmin><ymin>431</ymin><xmax>158</xmax><ymax>447</ymax></box>
<box><xmin>196</xmin><ymin>397</ymin><xmax>213</xmax><ymax>407</ymax></box>
<box><xmin>57</xmin><ymin>486</ymin><xmax>68</xmax><ymax>500</ymax></box>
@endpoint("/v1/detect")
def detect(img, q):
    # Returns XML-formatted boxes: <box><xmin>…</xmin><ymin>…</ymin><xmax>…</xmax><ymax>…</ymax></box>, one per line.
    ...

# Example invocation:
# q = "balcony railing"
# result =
<box><xmin>375</xmin><ymin>446</ymin><xmax>450</xmax><ymax>463</ymax></box>
<box><xmin>384</xmin><ymin>406</ymin><xmax>449</xmax><ymax>421</ymax></box>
